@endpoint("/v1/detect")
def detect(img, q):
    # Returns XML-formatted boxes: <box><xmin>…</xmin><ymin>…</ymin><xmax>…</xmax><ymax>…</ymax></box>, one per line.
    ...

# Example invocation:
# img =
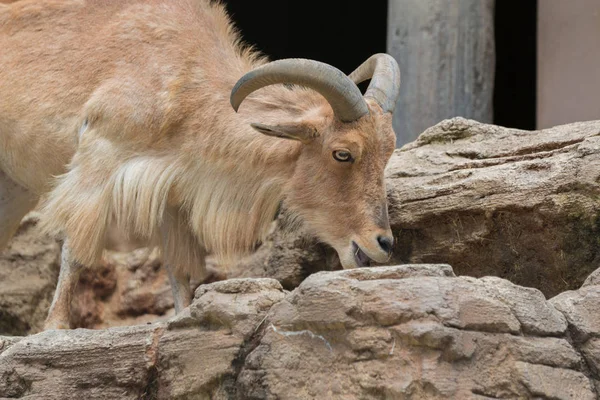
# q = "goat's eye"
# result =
<box><xmin>333</xmin><ymin>150</ymin><xmax>352</xmax><ymax>162</ymax></box>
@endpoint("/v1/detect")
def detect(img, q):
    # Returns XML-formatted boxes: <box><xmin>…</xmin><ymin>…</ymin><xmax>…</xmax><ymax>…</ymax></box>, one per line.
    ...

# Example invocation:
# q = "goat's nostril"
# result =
<box><xmin>377</xmin><ymin>236</ymin><xmax>393</xmax><ymax>254</ymax></box>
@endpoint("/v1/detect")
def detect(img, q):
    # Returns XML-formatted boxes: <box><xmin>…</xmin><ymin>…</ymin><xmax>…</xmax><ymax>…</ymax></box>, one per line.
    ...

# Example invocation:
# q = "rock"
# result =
<box><xmin>550</xmin><ymin>285</ymin><xmax>600</xmax><ymax>342</ymax></box>
<box><xmin>156</xmin><ymin>278</ymin><xmax>285</xmax><ymax>398</ymax></box>
<box><xmin>583</xmin><ymin>266</ymin><xmax>600</xmax><ymax>287</ymax></box>
<box><xmin>0</xmin><ymin>325</ymin><xmax>158</xmax><ymax>399</ymax></box>
<box><xmin>240</xmin><ymin>265</ymin><xmax>594</xmax><ymax>399</ymax></box>
<box><xmin>582</xmin><ymin>338</ymin><xmax>600</xmax><ymax>377</ymax></box>
<box><xmin>514</xmin><ymin>362</ymin><xmax>595</xmax><ymax>400</ymax></box>
<box><xmin>479</xmin><ymin>276</ymin><xmax>567</xmax><ymax>336</ymax></box>
<box><xmin>227</xmin><ymin>221</ymin><xmax>341</xmax><ymax>290</ymax></box>
<box><xmin>2</xmin><ymin>265</ymin><xmax>597</xmax><ymax>399</ymax></box>
<box><xmin>548</xmin><ymin>274</ymin><xmax>600</xmax><ymax>397</ymax></box>
<box><xmin>386</xmin><ymin>118</ymin><xmax>600</xmax><ymax>297</ymax></box>
<box><xmin>0</xmin><ymin>277</ymin><xmax>285</xmax><ymax>399</ymax></box>
<box><xmin>0</xmin><ymin>213</ymin><xmax>60</xmax><ymax>335</ymax></box>
<box><xmin>0</xmin><ymin>336</ymin><xmax>21</xmax><ymax>355</ymax></box>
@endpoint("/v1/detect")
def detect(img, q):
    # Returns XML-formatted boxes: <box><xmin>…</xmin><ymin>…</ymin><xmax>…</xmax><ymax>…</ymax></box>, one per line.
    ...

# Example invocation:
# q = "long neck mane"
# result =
<box><xmin>170</xmin><ymin>4</ymin><xmax>327</xmax><ymax>261</ymax></box>
<box><xmin>174</xmin><ymin>109</ymin><xmax>303</xmax><ymax>262</ymax></box>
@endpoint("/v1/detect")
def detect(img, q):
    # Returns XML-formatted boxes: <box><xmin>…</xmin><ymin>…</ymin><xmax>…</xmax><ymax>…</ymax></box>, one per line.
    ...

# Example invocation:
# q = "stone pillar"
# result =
<box><xmin>537</xmin><ymin>0</ymin><xmax>600</xmax><ymax>129</ymax></box>
<box><xmin>387</xmin><ymin>0</ymin><xmax>495</xmax><ymax>146</ymax></box>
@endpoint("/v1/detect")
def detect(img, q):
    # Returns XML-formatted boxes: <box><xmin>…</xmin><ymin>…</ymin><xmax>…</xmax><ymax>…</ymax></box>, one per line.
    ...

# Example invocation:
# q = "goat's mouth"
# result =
<box><xmin>352</xmin><ymin>241</ymin><xmax>373</xmax><ymax>268</ymax></box>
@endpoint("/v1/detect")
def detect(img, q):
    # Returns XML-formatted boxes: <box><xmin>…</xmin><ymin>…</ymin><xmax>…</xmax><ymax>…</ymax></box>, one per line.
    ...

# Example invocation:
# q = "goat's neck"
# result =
<box><xmin>174</xmin><ymin>86</ymin><xmax>318</xmax><ymax>259</ymax></box>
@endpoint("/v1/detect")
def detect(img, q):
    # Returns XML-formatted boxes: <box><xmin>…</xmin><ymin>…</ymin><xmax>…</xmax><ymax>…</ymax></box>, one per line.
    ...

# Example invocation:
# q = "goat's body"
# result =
<box><xmin>0</xmin><ymin>0</ymin><xmax>305</xmax><ymax>275</ymax></box>
<box><xmin>1</xmin><ymin>0</ymin><xmax>400</xmax><ymax>329</ymax></box>
<box><xmin>1</xmin><ymin>1</ymin><xmax>130</xmax><ymax>192</ymax></box>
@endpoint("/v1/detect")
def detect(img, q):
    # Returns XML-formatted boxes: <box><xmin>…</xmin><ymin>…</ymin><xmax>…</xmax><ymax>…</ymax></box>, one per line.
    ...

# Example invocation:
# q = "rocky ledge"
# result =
<box><xmin>1</xmin><ymin>264</ymin><xmax>598</xmax><ymax>399</ymax></box>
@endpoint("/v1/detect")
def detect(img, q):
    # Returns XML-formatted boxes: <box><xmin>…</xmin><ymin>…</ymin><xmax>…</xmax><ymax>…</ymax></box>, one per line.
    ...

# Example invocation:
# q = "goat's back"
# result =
<box><xmin>0</xmin><ymin>0</ymin><xmax>252</xmax><ymax>193</ymax></box>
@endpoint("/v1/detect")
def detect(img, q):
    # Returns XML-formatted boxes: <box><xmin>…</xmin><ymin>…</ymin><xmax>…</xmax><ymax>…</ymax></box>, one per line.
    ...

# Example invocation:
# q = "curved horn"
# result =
<box><xmin>231</xmin><ymin>59</ymin><xmax>369</xmax><ymax>122</ymax></box>
<box><xmin>349</xmin><ymin>53</ymin><xmax>401</xmax><ymax>114</ymax></box>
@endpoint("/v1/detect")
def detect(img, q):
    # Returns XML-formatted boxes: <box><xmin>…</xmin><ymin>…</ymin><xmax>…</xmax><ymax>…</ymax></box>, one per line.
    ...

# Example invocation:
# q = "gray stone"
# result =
<box><xmin>515</xmin><ymin>362</ymin><xmax>595</xmax><ymax>400</ymax></box>
<box><xmin>387</xmin><ymin>0</ymin><xmax>495</xmax><ymax>144</ymax></box>
<box><xmin>480</xmin><ymin>276</ymin><xmax>567</xmax><ymax>336</ymax></box>
<box><xmin>550</xmin><ymin>286</ymin><xmax>600</xmax><ymax>342</ymax></box>
<box><xmin>387</xmin><ymin>118</ymin><xmax>600</xmax><ymax>297</ymax></box>
<box><xmin>583</xmin><ymin>266</ymin><xmax>600</xmax><ymax>287</ymax></box>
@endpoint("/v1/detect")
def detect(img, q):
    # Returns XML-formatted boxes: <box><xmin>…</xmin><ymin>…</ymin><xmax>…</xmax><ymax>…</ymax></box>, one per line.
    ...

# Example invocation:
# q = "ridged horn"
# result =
<box><xmin>349</xmin><ymin>53</ymin><xmax>401</xmax><ymax>113</ymax></box>
<box><xmin>231</xmin><ymin>59</ymin><xmax>369</xmax><ymax>122</ymax></box>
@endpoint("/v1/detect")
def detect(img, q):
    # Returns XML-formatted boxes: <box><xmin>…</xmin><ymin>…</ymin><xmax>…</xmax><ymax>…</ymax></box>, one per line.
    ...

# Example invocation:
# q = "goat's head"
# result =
<box><xmin>231</xmin><ymin>54</ymin><xmax>400</xmax><ymax>268</ymax></box>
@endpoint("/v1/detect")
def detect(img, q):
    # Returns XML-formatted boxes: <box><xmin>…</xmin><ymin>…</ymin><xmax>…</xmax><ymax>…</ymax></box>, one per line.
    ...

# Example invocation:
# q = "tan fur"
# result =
<box><xmin>0</xmin><ymin>0</ymin><xmax>397</xmax><ymax>281</ymax></box>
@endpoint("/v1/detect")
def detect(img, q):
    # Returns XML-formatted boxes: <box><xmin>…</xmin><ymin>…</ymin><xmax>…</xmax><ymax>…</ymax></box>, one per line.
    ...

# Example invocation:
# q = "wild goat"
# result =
<box><xmin>0</xmin><ymin>0</ymin><xmax>400</xmax><ymax>329</ymax></box>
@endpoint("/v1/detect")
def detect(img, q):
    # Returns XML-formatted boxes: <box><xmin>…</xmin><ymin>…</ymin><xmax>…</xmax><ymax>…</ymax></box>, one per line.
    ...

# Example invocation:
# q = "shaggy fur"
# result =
<box><xmin>0</xmin><ymin>0</ymin><xmax>397</xmax><ymax>284</ymax></box>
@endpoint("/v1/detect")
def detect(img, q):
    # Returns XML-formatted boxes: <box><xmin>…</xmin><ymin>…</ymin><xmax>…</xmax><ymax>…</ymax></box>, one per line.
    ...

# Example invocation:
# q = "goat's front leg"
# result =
<box><xmin>44</xmin><ymin>241</ymin><xmax>83</xmax><ymax>330</ymax></box>
<box><xmin>166</xmin><ymin>265</ymin><xmax>191</xmax><ymax>313</ymax></box>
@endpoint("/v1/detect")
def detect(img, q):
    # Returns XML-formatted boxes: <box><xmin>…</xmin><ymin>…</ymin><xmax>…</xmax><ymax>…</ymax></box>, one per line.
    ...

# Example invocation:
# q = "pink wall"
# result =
<box><xmin>537</xmin><ymin>0</ymin><xmax>600</xmax><ymax>129</ymax></box>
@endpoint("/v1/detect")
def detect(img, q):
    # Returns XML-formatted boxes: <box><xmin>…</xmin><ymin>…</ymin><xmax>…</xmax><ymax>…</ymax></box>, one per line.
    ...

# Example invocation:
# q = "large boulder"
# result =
<box><xmin>0</xmin><ymin>214</ymin><xmax>60</xmax><ymax>335</ymax></box>
<box><xmin>387</xmin><ymin>117</ymin><xmax>600</xmax><ymax>297</ymax></box>
<box><xmin>1</xmin><ymin>264</ymin><xmax>598</xmax><ymax>399</ymax></box>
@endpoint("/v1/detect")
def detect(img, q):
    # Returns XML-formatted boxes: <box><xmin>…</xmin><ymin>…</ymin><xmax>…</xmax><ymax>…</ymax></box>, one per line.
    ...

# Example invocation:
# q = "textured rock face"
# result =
<box><xmin>227</xmin><ymin>221</ymin><xmax>341</xmax><ymax>290</ymax></box>
<box><xmin>386</xmin><ymin>118</ymin><xmax>600</xmax><ymax>297</ymax></box>
<box><xmin>1</xmin><ymin>265</ymin><xmax>598</xmax><ymax>399</ymax></box>
<box><xmin>0</xmin><ymin>277</ymin><xmax>287</xmax><ymax>399</ymax></box>
<box><xmin>0</xmin><ymin>214</ymin><xmax>59</xmax><ymax>335</ymax></box>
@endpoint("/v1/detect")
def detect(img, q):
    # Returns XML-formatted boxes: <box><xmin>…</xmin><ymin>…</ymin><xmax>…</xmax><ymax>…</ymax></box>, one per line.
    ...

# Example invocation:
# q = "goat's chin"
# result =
<box><xmin>336</xmin><ymin>241</ymin><xmax>389</xmax><ymax>269</ymax></box>
<box><xmin>339</xmin><ymin>255</ymin><xmax>359</xmax><ymax>269</ymax></box>
<box><xmin>337</xmin><ymin>246</ymin><xmax>362</xmax><ymax>269</ymax></box>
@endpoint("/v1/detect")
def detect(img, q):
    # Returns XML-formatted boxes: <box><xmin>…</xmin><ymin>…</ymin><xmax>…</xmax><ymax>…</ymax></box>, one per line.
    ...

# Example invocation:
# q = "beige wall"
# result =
<box><xmin>537</xmin><ymin>0</ymin><xmax>600</xmax><ymax>129</ymax></box>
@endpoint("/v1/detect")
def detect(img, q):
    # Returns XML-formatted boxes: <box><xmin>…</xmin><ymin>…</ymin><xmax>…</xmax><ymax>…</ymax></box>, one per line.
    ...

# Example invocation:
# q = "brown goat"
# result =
<box><xmin>0</xmin><ymin>0</ymin><xmax>400</xmax><ymax>329</ymax></box>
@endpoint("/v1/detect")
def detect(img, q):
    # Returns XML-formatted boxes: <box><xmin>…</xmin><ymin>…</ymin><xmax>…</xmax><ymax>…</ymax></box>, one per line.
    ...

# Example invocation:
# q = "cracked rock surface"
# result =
<box><xmin>2</xmin><ymin>264</ymin><xmax>598</xmax><ymax>399</ymax></box>
<box><xmin>0</xmin><ymin>214</ymin><xmax>59</xmax><ymax>335</ymax></box>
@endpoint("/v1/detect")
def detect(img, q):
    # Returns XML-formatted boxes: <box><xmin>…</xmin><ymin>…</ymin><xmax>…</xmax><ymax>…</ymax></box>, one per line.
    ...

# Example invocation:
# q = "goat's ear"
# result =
<box><xmin>250</xmin><ymin>122</ymin><xmax>319</xmax><ymax>144</ymax></box>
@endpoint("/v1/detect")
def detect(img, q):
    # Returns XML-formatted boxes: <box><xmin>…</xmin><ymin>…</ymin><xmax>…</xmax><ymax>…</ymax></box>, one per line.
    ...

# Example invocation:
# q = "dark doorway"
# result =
<box><xmin>223</xmin><ymin>0</ymin><xmax>388</xmax><ymax>76</ymax></box>
<box><xmin>225</xmin><ymin>1</ymin><xmax>538</xmax><ymax>131</ymax></box>
<box><xmin>493</xmin><ymin>0</ymin><xmax>538</xmax><ymax>130</ymax></box>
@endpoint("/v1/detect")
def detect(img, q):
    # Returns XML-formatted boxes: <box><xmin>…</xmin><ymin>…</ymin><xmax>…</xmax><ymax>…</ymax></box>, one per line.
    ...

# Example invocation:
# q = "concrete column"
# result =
<box><xmin>387</xmin><ymin>0</ymin><xmax>495</xmax><ymax>146</ymax></box>
<box><xmin>537</xmin><ymin>0</ymin><xmax>600</xmax><ymax>129</ymax></box>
